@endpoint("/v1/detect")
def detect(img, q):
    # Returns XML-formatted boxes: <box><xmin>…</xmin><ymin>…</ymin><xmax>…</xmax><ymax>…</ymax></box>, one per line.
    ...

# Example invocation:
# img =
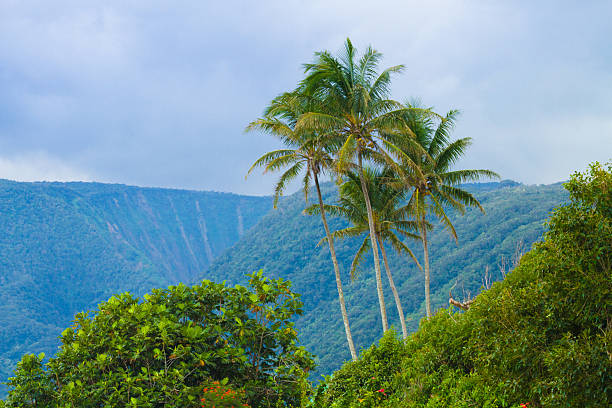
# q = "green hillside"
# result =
<box><xmin>0</xmin><ymin>180</ymin><xmax>271</xmax><ymax>391</ymax></box>
<box><xmin>206</xmin><ymin>180</ymin><xmax>567</xmax><ymax>375</ymax></box>
<box><xmin>309</xmin><ymin>162</ymin><xmax>610</xmax><ymax>407</ymax></box>
<box><xmin>0</xmin><ymin>178</ymin><xmax>568</xmax><ymax>394</ymax></box>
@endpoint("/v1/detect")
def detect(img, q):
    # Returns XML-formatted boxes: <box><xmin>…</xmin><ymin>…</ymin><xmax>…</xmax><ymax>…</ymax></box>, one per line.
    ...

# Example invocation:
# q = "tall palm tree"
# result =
<box><xmin>297</xmin><ymin>38</ymin><xmax>434</xmax><ymax>333</ymax></box>
<box><xmin>246</xmin><ymin>91</ymin><xmax>358</xmax><ymax>361</ymax></box>
<box><xmin>306</xmin><ymin>168</ymin><xmax>427</xmax><ymax>338</ymax></box>
<box><xmin>393</xmin><ymin>108</ymin><xmax>500</xmax><ymax>318</ymax></box>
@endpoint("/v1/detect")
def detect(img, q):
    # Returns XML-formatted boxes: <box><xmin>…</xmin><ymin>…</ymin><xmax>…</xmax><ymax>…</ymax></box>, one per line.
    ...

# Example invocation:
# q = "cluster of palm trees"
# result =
<box><xmin>247</xmin><ymin>39</ymin><xmax>498</xmax><ymax>360</ymax></box>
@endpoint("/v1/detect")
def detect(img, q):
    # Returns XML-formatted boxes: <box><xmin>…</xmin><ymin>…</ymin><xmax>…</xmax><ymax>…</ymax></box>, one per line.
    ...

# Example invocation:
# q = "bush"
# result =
<box><xmin>310</xmin><ymin>162</ymin><xmax>611</xmax><ymax>408</ymax></box>
<box><xmin>2</xmin><ymin>271</ymin><xmax>314</xmax><ymax>408</ymax></box>
<box><xmin>200</xmin><ymin>380</ymin><xmax>250</xmax><ymax>408</ymax></box>
<box><xmin>465</xmin><ymin>161</ymin><xmax>611</xmax><ymax>405</ymax></box>
<box><xmin>311</xmin><ymin>330</ymin><xmax>407</xmax><ymax>408</ymax></box>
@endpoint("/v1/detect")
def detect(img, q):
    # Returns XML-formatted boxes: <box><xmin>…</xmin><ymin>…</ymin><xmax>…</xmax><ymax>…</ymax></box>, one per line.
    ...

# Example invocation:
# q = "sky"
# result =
<box><xmin>0</xmin><ymin>0</ymin><xmax>610</xmax><ymax>195</ymax></box>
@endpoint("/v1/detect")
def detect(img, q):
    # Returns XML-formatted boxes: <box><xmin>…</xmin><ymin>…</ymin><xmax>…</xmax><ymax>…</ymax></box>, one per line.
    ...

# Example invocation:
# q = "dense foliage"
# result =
<box><xmin>200</xmin><ymin>380</ymin><xmax>251</xmax><ymax>408</ymax></box>
<box><xmin>0</xmin><ymin>180</ymin><xmax>270</xmax><ymax>392</ymax></box>
<box><xmin>1</xmin><ymin>272</ymin><xmax>314</xmax><ymax>407</ymax></box>
<box><xmin>208</xmin><ymin>180</ymin><xmax>566</xmax><ymax>375</ymax></box>
<box><xmin>0</xmin><ymin>179</ymin><xmax>566</xmax><ymax>393</ymax></box>
<box><xmin>310</xmin><ymin>162</ymin><xmax>611</xmax><ymax>407</ymax></box>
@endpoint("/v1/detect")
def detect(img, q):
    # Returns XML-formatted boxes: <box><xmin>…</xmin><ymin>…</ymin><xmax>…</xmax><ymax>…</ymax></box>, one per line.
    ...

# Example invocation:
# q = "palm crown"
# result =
<box><xmin>398</xmin><ymin>107</ymin><xmax>499</xmax><ymax>239</ymax></box>
<box><xmin>247</xmin><ymin>91</ymin><xmax>339</xmax><ymax>207</ymax></box>
<box><xmin>297</xmin><ymin>38</ymin><xmax>429</xmax><ymax>174</ymax></box>
<box><xmin>246</xmin><ymin>89</ymin><xmax>358</xmax><ymax>360</ymax></box>
<box><xmin>306</xmin><ymin>168</ymin><xmax>424</xmax><ymax>277</ymax></box>
<box><xmin>392</xmin><ymin>106</ymin><xmax>500</xmax><ymax>317</ymax></box>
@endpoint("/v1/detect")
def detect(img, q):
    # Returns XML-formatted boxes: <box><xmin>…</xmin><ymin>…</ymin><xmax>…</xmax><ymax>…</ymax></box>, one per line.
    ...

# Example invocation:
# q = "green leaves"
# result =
<box><xmin>2</xmin><ymin>272</ymin><xmax>314</xmax><ymax>408</ymax></box>
<box><xmin>310</xmin><ymin>163</ymin><xmax>610</xmax><ymax>407</ymax></box>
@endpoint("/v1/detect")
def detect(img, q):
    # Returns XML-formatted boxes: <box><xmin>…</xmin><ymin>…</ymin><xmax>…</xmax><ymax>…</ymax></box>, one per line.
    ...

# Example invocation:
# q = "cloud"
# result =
<box><xmin>0</xmin><ymin>1</ymin><xmax>610</xmax><ymax>193</ymax></box>
<box><xmin>0</xmin><ymin>152</ymin><xmax>91</xmax><ymax>182</ymax></box>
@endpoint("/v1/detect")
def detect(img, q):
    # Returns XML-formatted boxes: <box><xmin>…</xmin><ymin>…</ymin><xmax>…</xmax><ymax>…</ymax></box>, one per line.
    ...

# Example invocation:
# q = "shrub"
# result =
<box><xmin>2</xmin><ymin>271</ymin><xmax>314</xmax><ymax>407</ymax></box>
<box><xmin>200</xmin><ymin>380</ymin><xmax>250</xmax><ymax>408</ymax></box>
<box><xmin>310</xmin><ymin>162</ymin><xmax>611</xmax><ymax>408</ymax></box>
<box><xmin>310</xmin><ymin>330</ymin><xmax>407</xmax><ymax>408</ymax></box>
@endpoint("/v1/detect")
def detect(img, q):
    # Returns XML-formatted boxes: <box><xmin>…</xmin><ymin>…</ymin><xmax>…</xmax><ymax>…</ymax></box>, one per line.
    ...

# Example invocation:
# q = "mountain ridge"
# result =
<box><xmin>0</xmin><ymin>179</ymin><xmax>272</xmax><ymax>391</ymax></box>
<box><xmin>0</xmin><ymin>178</ymin><xmax>567</xmax><ymax>392</ymax></box>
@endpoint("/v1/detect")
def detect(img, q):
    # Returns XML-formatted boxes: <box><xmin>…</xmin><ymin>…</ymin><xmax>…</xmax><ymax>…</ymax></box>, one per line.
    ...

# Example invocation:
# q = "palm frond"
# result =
<box><xmin>439</xmin><ymin>185</ymin><xmax>485</xmax><ymax>213</ymax></box>
<box><xmin>432</xmin><ymin>188</ymin><xmax>466</xmax><ymax>214</ymax></box>
<box><xmin>369</xmin><ymin>65</ymin><xmax>404</xmax><ymax>101</ymax></box>
<box><xmin>333</xmin><ymin>226</ymin><xmax>368</xmax><ymax>240</ymax></box>
<box><xmin>440</xmin><ymin>169</ymin><xmax>501</xmax><ymax>185</ymax></box>
<box><xmin>296</xmin><ymin>112</ymin><xmax>345</xmax><ymax>134</ymax></box>
<box><xmin>302</xmin><ymin>168</ymin><xmax>312</xmax><ymax>203</ymax></box>
<box><xmin>350</xmin><ymin>237</ymin><xmax>371</xmax><ymax>280</ymax></box>
<box><xmin>428</xmin><ymin>109</ymin><xmax>459</xmax><ymax>157</ymax></box>
<box><xmin>435</xmin><ymin>137</ymin><xmax>472</xmax><ymax>171</ymax></box>
<box><xmin>263</xmin><ymin>154</ymin><xmax>302</xmax><ymax>174</ymax></box>
<box><xmin>273</xmin><ymin>161</ymin><xmax>304</xmax><ymax>208</ymax></box>
<box><xmin>428</xmin><ymin>194</ymin><xmax>458</xmax><ymax>242</ymax></box>
<box><xmin>303</xmin><ymin>203</ymin><xmax>352</xmax><ymax>219</ymax></box>
<box><xmin>247</xmin><ymin>150</ymin><xmax>297</xmax><ymax>175</ymax></box>
<box><xmin>336</xmin><ymin>134</ymin><xmax>357</xmax><ymax>173</ymax></box>
<box><xmin>385</xmin><ymin>232</ymin><xmax>422</xmax><ymax>271</ymax></box>
<box><xmin>246</xmin><ymin>118</ymin><xmax>299</xmax><ymax>147</ymax></box>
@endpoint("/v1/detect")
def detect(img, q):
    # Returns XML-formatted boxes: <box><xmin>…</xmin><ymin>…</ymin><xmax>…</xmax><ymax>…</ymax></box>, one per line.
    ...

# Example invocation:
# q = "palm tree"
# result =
<box><xmin>297</xmin><ymin>38</ymin><xmax>434</xmax><ymax>333</ymax></box>
<box><xmin>246</xmin><ymin>91</ymin><xmax>358</xmax><ymax>361</ymax></box>
<box><xmin>393</xmin><ymin>108</ymin><xmax>500</xmax><ymax>318</ymax></box>
<box><xmin>305</xmin><ymin>167</ymin><xmax>427</xmax><ymax>339</ymax></box>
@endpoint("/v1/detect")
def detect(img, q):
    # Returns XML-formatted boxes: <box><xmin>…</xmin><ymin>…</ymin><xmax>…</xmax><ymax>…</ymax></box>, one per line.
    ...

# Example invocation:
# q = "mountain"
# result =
<box><xmin>0</xmin><ymin>178</ymin><xmax>568</xmax><ymax>393</ymax></box>
<box><xmin>205</xmin><ymin>180</ymin><xmax>567</xmax><ymax>375</ymax></box>
<box><xmin>0</xmin><ymin>179</ymin><xmax>271</xmax><ymax>390</ymax></box>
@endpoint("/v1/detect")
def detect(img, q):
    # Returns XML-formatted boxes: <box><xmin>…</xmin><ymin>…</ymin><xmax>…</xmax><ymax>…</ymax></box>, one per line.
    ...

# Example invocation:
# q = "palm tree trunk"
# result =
<box><xmin>421</xmin><ymin>218</ymin><xmax>432</xmax><ymax>318</ymax></box>
<box><xmin>357</xmin><ymin>150</ymin><xmax>388</xmax><ymax>333</ymax></box>
<box><xmin>313</xmin><ymin>171</ymin><xmax>357</xmax><ymax>360</ymax></box>
<box><xmin>377</xmin><ymin>235</ymin><xmax>408</xmax><ymax>339</ymax></box>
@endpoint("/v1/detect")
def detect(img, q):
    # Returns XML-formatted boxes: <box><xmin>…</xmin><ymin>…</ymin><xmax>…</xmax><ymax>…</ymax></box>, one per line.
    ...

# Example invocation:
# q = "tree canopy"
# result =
<box><xmin>1</xmin><ymin>272</ymin><xmax>314</xmax><ymax>408</ymax></box>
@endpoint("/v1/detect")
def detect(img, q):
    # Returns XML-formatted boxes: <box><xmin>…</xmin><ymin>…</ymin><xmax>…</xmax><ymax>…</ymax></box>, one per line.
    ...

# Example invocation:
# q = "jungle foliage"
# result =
<box><xmin>0</xmin><ymin>180</ymin><xmax>271</xmax><ymax>391</ymax></box>
<box><xmin>208</xmin><ymin>180</ymin><xmax>567</xmax><ymax>376</ymax></box>
<box><xmin>1</xmin><ymin>272</ymin><xmax>314</xmax><ymax>407</ymax></box>
<box><xmin>310</xmin><ymin>162</ymin><xmax>611</xmax><ymax>407</ymax></box>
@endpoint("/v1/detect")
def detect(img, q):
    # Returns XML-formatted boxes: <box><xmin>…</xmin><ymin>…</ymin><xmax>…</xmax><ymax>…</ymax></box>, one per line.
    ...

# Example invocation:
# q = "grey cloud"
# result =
<box><xmin>0</xmin><ymin>0</ymin><xmax>610</xmax><ymax>194</ymax></box>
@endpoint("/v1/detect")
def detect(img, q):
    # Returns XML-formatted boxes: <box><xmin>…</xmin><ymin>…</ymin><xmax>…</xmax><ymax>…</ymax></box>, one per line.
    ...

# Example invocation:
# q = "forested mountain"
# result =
<box><xmin>0</xmin><ymin>178</ymin><xmax>567</xmax><ymax>393</ymax></box>
<box><xmin>206</xmin><ymin>180</ymin><xmax>567</xmax><ymax>375</ymax></box>
<box><xmin>0</xmin><ymin>179</ymin><xmax>271</xmax><ymax>390</ymax></box>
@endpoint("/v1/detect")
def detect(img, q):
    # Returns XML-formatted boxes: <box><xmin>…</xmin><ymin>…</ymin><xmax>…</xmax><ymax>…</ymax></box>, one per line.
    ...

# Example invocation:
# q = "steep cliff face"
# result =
<box><xmin>0</xmin><ymin>179</ymin><xmax>272</xmax><ymax>389</ymax></box>
<box><xmin>61</xmin><ymin>182</ymin><xmax>272</xmax><ymax>283</ymax></box>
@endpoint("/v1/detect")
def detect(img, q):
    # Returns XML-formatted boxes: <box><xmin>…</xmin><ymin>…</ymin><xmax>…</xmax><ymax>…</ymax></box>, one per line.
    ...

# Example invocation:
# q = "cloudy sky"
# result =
<box><xmin>1</xmin><ymin>0</ymin><xmax>610</xmax><ymax>195</ymax></box>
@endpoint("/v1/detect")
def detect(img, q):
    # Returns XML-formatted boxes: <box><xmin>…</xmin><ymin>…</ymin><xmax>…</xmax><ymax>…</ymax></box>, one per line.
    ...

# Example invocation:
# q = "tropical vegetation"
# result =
<box><xmin>209</xmin><ymin>179</ymin><xmax>567</xmax><ymax>376</ymax></box>
<box><xmin>0</xmin><ymin>175</ymin><xmax>565</xmax><ymax>394</ymax></box>
<box><xmin>2</xmin><ymin>37</ymin><xmax>606</xmax><ymax>408</ymax></box>
<box><xmin>1</xmin><ymin>272</ymin><xmax>314</xmax><ymax>407</ymax></box>
<box><xmin>247</xmin><ymin>90</ymin><xmax>357</xmax><ymax>360</ymax></box>
<box><xmin>310</xmin><ymin>161</ymin><xmax>611</xmax><ymax>407</ymax></box>
<box><xmin>2</xmin><ymin>163</ymin><xmax>606</xmax><ymax>406</ymax></box>
<box><xmin>0</xmin><ymin>180</ymin><xmax>272</xmax><ymax>394</ymax></box>
<box><xmin>250</xmin><ymin>38</ymin><xmax>497</xmax><ymax>358</ymax></box>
